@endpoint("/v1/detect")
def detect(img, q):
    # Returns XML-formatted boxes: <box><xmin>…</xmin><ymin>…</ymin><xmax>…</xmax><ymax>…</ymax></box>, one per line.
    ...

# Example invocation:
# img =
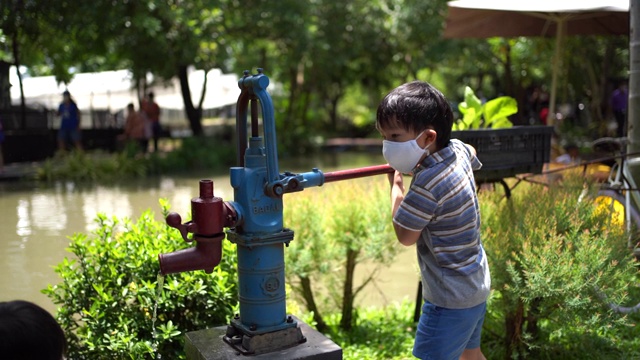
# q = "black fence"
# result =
<box><xmin>1</xmin><ymin>108</ymin><xmax>124</xmax><ymax>164</ymax></box>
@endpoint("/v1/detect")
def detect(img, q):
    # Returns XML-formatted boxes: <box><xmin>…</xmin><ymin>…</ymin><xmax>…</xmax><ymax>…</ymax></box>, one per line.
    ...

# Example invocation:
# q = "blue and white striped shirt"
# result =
<box><xmin>394</xmin><ymin>139</ymin><xmax>491</xmax><ymax>308</ymax></box>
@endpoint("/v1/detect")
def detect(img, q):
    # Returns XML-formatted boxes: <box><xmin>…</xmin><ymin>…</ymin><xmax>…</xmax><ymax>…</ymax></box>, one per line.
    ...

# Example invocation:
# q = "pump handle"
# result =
<box><xmin>323</xmin><ymin>164</ymin><xmax>394</xmax><ymax>183</ymax></box>
<box><xmin>166</xmin><ymin>212</ymin><xmax>198</xmax><ymax>243</ymax></box>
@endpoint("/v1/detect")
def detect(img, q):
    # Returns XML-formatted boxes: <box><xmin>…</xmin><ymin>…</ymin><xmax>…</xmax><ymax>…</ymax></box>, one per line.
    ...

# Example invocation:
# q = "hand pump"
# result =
<box><xmin>158</xmin><ymin>69</ymin><xmax>392</xmax><ymax>356</ymax></box>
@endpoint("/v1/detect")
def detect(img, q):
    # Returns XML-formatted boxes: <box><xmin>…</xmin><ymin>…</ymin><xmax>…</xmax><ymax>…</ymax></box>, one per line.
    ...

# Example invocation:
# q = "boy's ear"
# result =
<box><xmin>424</xmin><ymin>129</ymin><xmax>437</xmax><ymax>145</ymax></box>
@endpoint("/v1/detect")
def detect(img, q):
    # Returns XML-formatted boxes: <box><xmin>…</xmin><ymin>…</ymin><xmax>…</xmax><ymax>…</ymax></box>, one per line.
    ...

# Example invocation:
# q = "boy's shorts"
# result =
<box><xmin>412</xmin><ymin>300</ymin><xmax>486</xmax><ymax>360</ymax></box>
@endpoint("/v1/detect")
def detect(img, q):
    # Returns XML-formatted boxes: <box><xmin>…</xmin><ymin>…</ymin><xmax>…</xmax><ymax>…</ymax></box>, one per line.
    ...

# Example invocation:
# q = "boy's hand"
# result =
<box><xmin>388</xmin><ymin>170</ymin><xmax>422</xmax><ymax>247</ymax></box>
<box><xmin>389</xmin><ymin>170</ymin><xmax>405</xmax><ymax>218</ymax></box>
<box><xmin>388</xmin><ymin>170</ymin><xmax>405</xmax><ymax>191</ymax></box>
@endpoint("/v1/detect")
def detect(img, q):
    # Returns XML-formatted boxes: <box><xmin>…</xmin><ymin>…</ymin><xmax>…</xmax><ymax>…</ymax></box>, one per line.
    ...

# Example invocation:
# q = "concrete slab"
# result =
<box><xmin>185</xmin><ymin>317</ymin><xmax>342</xmax><ymax>360</ymax></box>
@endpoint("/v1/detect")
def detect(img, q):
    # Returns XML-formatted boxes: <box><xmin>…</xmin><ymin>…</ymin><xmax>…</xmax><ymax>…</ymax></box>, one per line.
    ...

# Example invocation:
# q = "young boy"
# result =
<box><xmin>376</xmin><ymin>81</ymin><xmax>491</xmax><ymax>360</ymax></box>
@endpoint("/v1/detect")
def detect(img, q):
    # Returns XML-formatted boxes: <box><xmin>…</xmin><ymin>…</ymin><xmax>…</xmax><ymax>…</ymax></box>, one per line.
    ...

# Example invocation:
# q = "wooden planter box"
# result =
<box><xmin>452</xmin><ymin>126</ymin><xmax>553</xmax><ymax>182</ymax></box>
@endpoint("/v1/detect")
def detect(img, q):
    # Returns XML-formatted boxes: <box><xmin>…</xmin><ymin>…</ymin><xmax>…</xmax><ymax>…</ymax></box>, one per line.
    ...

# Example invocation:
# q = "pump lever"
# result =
<box><xmin>166</xmin><ymin>212</ymin><xmax>198</xmax><ymax>243</ymax></box>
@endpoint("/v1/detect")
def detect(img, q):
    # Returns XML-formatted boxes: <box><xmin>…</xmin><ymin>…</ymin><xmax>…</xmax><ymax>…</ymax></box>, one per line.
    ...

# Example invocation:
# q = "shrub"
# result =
<box><xmin>36</xmin><ymin>149</ymin><xmax>149</xmax><ymax>181</ymax></box>
<box><xmin>480</xmin><ymin>176</ymin><xmax>639</xmax><ymax>359</ymax></box>
<box><xmin>35</xmin><ymin>136</ymin><xmax>236</xmax><ymax>182</ymax></box>
<box><xmin>43</xmin><ymin>199</ymin><xmax>238</xmax><ymax>359</ymax></box>
<box><xmin>147</xmin><ymin>136</ymin><xmax>235</xmax><ymax>174</ymax></box>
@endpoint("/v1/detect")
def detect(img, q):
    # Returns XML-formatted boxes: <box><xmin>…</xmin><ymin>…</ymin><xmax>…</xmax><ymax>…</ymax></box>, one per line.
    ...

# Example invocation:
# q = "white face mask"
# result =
<box><xmin>382</xmin><ymin>131</ymin><xmax>432</xmax><ymax>174</ymax></box>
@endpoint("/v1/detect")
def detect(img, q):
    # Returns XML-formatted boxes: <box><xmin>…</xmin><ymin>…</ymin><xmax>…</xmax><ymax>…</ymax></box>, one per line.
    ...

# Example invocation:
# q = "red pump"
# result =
<box><xmin>159</xmin><ymin>180</ymin><xmax>237</xmax><ymax>275</ymax></box>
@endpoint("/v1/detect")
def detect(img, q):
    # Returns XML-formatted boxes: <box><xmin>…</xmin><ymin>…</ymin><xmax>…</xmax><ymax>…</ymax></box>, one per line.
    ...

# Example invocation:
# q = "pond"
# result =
<box><xmin>0</xmin><ymin>151</ymin><xmax>419</xmax><ymax>316</ymax></box>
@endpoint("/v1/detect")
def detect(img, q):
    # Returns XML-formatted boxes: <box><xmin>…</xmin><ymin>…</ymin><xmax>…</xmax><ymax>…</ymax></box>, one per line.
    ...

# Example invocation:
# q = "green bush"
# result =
<box><xmin>36</xmin><ymin>136</ymin><xmax>236</xmax><ymax>182</ymax></box>
<box><xmin>43</xmin><ymin>199</ymin><xmax>238</xmax><ymax>359</ymax></box>
<box><xmin>36</xmin><ymin>148</ymin><xmax>149</xmax><ymax>181</ymax></box>
<box><xmin>480</xmin><ymin>176</ymin><xmax>640</xmax><ymax>359</ymax></box>
<box><xmin>147</xmin><ymin>136</ymin><xmax>235</xmax><ymax>174</ymax></box>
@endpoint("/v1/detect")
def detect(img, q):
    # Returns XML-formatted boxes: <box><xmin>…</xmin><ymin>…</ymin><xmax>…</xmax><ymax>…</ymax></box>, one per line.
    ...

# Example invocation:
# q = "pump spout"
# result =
<box><xmin>159</xmin><ymin>237</ymin><xmax>223</xmax><ymax>275</ymax></box>
<box><xmin>158</xmin><ymin>179</ymin><xmax>239</xmax><ymax>276</ymax></box>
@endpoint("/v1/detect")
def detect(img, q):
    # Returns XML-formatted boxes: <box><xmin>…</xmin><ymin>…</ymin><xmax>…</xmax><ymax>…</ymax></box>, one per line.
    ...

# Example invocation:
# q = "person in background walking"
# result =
<box><xmin>142</xmin><ymin>91</ymin><xmax>162</xmax><ymax>152</ymax></box>
<box><xmin>610</xmin><ymin>81</ymin><xmax>628</xmax><ymax>138</ymax></box>
<box><xmin>56</xmin><ymin>90</ymin><xmax>82</xmax><ymax>152</ymax></box>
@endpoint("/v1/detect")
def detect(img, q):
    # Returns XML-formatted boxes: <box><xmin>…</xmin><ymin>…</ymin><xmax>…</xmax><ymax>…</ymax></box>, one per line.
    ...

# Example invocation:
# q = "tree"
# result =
<box><xmin>283</xmin><ymin>178</ymin><xmax>398</xmax><ymax>331</ymax></box>
<box><xmin>0</xmin><ymin>0</ymin><xmax>52</xmax><ymax>124</ymax></box>
<box><xmin>80</xmin><ymin>0</ymin><xmax>233</xmax><ymax>136</ymax></box>
<box><xmin>115</xmin><ymin>1</ymin><xmax>231</xmax><ymax>136</ymax></box>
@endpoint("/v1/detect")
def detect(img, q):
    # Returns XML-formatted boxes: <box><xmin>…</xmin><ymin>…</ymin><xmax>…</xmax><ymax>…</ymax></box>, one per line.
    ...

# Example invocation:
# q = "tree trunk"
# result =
<box><xmin>284</xmin><ymin>66</ymin><xmax>299</xmax><ymax>134</ymax></box>
<box><xmin>525</xmin><ymin>297</ymin><xmax>541</xmax><ymax>342</ymax></box>
<box><xmin>298</xmin><ymin>276</ymin><xmax>328</xmax><ymax>333</ymax></box>
<box><xmin>329</xmin><ymin>94</ymin><xmax>339</xmax><ymax>131</ymax></box>
<box><xmin>503</xmin><ymin>41</ymin><xmax>514</xmax><ymax>98</ymax></box>
<box><xmin>339</xmin><ymin>247</ymin><xmax>358</xmax><ymax>330</ymax></box>
<box><xmin>197</xmin><ymin>69</ymin><xmax>208</xmax><ymax>111</ymax></box>
<box><xmin>178</xmin><ymin>65</ymin><xmax>204</xmax><ymax>136</ymax></box>
<box><xmin>11</xmin><ymin>27</ymin><xmax>26</xmax><ymax>129</ymax></box>
<box><xmin>504</xmin><ymin>300</ymin><xmax>524</xmax><ymax>360</ymax></box>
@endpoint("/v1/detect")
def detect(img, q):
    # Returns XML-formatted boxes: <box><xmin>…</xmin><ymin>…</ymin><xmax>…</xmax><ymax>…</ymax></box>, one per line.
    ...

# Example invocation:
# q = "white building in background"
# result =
<box><xmin>9</xmin><ymin>67</ymin><xmax>240</xmax><ymax>130</ymax></box>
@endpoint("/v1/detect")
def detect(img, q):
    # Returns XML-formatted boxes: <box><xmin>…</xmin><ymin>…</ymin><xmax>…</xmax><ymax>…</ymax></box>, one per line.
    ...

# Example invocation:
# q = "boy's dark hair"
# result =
<box><xmin>376</xmin><ymin>80</ymin><xmax>453</xmax><ymax>149</ymax></box>
<box><xmin>0</xmin><ymin>300</ymin><xmax>67</xmax><ymax>360</ymax></box>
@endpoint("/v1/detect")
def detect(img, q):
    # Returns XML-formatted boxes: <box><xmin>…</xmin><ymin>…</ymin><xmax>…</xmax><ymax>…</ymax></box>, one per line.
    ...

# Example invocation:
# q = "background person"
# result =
<box><xmin>376</xmin><ymin>80</ymin><xmax>491</xmax><ymax>360</ymax></box>
<box><xmin>0</xmin><ymin>300</ymin><xmax>67</xmax><ymax>360</ymax></box>
<box><xmin>610</xmin><ymin>81</ymin><xmax>628</xmax><ymax>138</ymax></box>
<box><xmin>122</xmin><ymin>103</ymin><xmax>149</xmax><ymax>153</ymax></box>
<box><xmin>555</xmin><ymin>144</ymin><xmax>581</xmax><ymax>165</ymax></box>
<box><xmin>142</xmin><ymin>91</ymin><xmax>162</xmax><ymax>152</ymax></box>
<box><xmin>56</xmin><ymin>90</ymin><xmax>82</xmax><ymax>151</ymax></box>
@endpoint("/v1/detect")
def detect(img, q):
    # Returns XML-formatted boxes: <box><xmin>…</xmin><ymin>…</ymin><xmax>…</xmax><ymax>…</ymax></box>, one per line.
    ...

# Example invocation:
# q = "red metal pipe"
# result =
<box><xmin>159</xmin><ymin>240</ymin><xmax>222</xmax><ymax>275</ymax></box>
<box><xmin>323</xmin><ymin>164</ymin><xmax>394</xmax><ymax>183</ymax></box>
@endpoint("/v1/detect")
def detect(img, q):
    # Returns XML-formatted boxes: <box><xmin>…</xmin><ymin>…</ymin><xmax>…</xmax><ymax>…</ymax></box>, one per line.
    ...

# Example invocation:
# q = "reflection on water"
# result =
<box><xmin>0</xmin><ymin>151</ymin><xmax>418</xmax><ymax>315</ymax></box>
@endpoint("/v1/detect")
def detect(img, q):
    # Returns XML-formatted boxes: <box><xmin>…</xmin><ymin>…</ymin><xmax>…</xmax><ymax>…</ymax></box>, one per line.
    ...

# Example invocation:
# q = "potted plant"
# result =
<box><xmin>451</xmin><ymin>87</ymin><xmax>553</xmax><ymax>183</ymax></box>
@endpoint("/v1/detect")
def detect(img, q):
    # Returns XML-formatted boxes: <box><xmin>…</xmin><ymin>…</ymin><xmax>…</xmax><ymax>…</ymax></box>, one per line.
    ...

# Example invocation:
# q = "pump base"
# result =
<box><xmin>184</xmin><ymin>316</ymin><xmax>342</xmax><ymax>360</ymax></box>
<box><xmin>223</xmin><ymin>324</ymin><xmax>304</xmax><ymax>355</ymax></box>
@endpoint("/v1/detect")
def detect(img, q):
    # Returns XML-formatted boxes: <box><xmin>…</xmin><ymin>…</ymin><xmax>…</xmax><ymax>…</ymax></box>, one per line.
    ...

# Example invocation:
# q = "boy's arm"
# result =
<box><xmin>389</xmin><ymin>171</ymin><xmax>422</xmax><ymax>247</ymax></box>
<box><xmin>393</xmin><ymin>223</ymin><xmax>422</xmax><ymax>247</ymax></box>
<box><xmin>465</xmin><ymin>143</ymin><xmax>477</xmax><ymax>156</ymax></box>
<box><xmin>463</xmin><ymin>142</ymin><xmax>482</xmax><ymax>170</ymax></box>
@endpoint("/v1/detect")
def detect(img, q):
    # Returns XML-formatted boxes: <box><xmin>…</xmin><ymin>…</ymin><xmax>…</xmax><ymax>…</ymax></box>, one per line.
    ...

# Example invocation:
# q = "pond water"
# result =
<box><xmin>0</xmin><ymin>151</ymin><xmax>419</xmax><ymax>316</ymax></box>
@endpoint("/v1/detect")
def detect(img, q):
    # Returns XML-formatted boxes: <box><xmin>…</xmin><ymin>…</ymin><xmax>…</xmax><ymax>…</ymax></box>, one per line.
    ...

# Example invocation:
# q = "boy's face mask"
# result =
<box><xmin>382</xmin><ymin>131</ymin><xmax>433</xmax><ymax>174</ymax></box>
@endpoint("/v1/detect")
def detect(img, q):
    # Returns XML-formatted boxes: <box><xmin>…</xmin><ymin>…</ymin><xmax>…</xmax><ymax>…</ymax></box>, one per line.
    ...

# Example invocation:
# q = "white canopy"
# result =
<box><xmin>9</xmin><ymin>67</ymin><xmax>240</xmax><ymax>114</ymax></box>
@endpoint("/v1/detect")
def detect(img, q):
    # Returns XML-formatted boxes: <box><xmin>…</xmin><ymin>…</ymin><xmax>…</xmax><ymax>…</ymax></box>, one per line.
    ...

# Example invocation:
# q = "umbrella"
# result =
<box><xmin>443</xmin><ymin>0</ymin><xmax>629</xmax><ymax>126</ymax></box>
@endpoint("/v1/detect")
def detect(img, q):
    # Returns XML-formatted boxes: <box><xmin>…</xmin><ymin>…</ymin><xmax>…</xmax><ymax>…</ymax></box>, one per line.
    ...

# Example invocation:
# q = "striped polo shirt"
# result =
<box><xmin>394</xmin><ymin>139</ymin><xmax>491</xmax><ymax>308</ymax></box>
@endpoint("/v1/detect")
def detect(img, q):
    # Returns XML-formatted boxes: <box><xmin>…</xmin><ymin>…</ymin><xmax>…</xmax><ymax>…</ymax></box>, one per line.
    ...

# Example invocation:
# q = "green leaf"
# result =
<box><xmin>483</xmin><ymin>96</ymin><xmax>517</xmax><ymax>127</ymax></box>
<box><xmin>458</xmin><ymin>87</ymin><xmax>484</xmax><ymax>129</ymax></box>
<box><xmin>454</xmin><ymin>86</ymin><xmax>516</xmax><ymax>129</ymax></box>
